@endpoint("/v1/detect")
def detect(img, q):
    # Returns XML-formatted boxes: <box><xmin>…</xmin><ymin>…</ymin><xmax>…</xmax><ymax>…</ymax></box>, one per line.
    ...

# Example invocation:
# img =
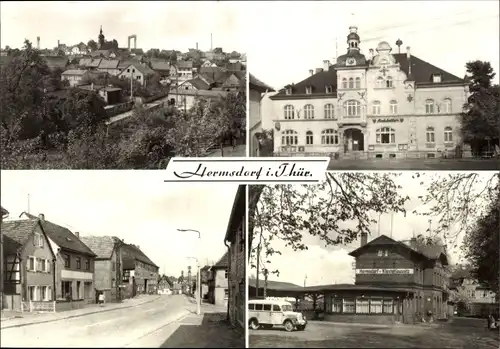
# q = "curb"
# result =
<box><xmin>1</xmin><ymin>295</ymin><xmax>161</xmax><ymax>330</ymax></box>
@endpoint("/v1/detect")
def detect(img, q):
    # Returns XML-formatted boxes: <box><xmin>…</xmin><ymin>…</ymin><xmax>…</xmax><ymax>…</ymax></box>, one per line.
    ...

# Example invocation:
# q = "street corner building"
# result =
<box><xmin>2</xmin><ymin>213</ymin><xmax>97</xmax><ymax>312</ymax></box>
<box><xmin>120</xmin><ymin>244</ymin><xmax>159</xmax><ymax>297</ymax></box>
<box><xmin>269</xmin><ymin>25</ymin><xmax>469</xmax><ymax>159</ymax></box>
<box><xmin>249</xmin><ymin>74</ymin><xmax>276</xmax><ymax>157</ymax></box>
<box><xmin>223</xmin><ymin>185</ymin><xmax>246</xmax><ymax>330</ymax></box>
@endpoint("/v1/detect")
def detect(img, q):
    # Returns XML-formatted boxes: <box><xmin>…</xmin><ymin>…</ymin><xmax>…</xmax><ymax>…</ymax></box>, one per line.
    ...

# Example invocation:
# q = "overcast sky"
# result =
<box><xmin>250</xmin><ymin>171</ymin><xmax>497</xmax><ymax>287</ymax></box>
<box><xmin>1</xmin><ymin>171</ymin><xmax>237</xmax><ymax>278</ymax></box>
<box><xmin>245</xmin><ymin>1</ymin><xmax>500</xmax><ymax>89</ymax></box>
<box><xmin>1</xmin><ymin>1</ymin><xmax>245</xmax><ymax>53</ymax></box>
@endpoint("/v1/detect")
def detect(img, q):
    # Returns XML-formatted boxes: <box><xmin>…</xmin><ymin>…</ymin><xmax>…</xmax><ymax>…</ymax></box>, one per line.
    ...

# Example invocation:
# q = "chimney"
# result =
<box><xmin>57</xmin><ymin>40</ymin><xmax>60</xmax><ymax>48</ymax></box>
<box><xmin>38</xmin><ymin>213</ymin><xmax>45</xmax><ymax>222</ymax></box>
<box><xmin>309</xmin><ymin>69</ymin><xmax>313</xmax><ymax>76</ymax></box>
<box><xmin>315</xmin><ymin>68</ymin><xmax>323</xmax><ymax>74</ymax></box>
<box><xmin>75</xmin><ymin>232</ymin><xmax>79</xmax><ymax>239</ymax></box>
<box><xmin>406</xmin><ymin>46</ymin><xmax>411</xmax><ymax>59</ymax></box>
<box><xmin>37</xmin><ymin>36</ymin><xmax>40</xmax><ymax>50</ymax></box>
<box><xmin>360</xmin><ymin>232</ymin><xmax>368</xmax><ymax>247</ymax></box>
<box><xmin>323</xmin><ymin>60</ymin><xmax>330</xmax><ymax>71</ymax></box>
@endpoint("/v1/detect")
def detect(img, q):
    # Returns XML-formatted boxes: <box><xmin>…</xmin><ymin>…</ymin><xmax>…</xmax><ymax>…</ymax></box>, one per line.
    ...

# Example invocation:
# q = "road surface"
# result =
<box><xmin>249</xmin><ymin>318</ymin><xmax>499</xmax><ymax>348</ymax></box>
<box><xmin>0</xmin><ymin>295</ymin><xmax>191</xmax><ymax>348</ymax></box>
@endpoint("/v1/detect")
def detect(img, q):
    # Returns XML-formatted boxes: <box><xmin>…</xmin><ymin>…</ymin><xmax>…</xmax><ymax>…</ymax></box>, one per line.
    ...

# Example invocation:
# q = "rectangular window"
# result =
<box><xmin>76</xmin><ymin>257</ymin><xmax>81</xmax><ymax>270</ymax></box>
<box><xmin>84</xmin><ymin>259</ymin><xmax>90</xmax><ymax>270</ymax></box>
<box><xmin>62</xmin><ymin>281</ymin><xmax>72</xmax><ymax>300</ymax></box>
<box><xmin>263</xmin><ymin>304</ymin><xmax>272</xmax><ymax>311</ymax></box>
<box><xmin>112</xmin><ymin>262</ymin><xmax>116</xmax><ymax>272</ymax></box>
<box><xmin>224</xmin><ymin>289</ymin><xmax>229</xmax><ymax>300</ymax></box>
<box><xmin>248</xmin><ymin>303</ymin><xmax>255</xmax><ymax>310</ymax></box>
<box><xmin>343</xmin><ymin>298</ymin><xmax>355</xmax><ymax>313</ymax></box>
<box><xmin>28</xmin><ymin>286</ymin><xmax>37</xmax><ymax>301</ymax></box>
<box><xmin>28</xmin><ymin>256</ymin><xmax>35</xmax><ymax>271</ymax></box>
<box><xmin>372</xmin><ymin>105</ymin><xmax>381</xmax><ymax>115</ymax></box>
<box><xmin>64</xmin><ymin>254</ymin><xmax>70</xmax><ymax>268</ymax></box>
<box><xmin>45</xmin><ymin>259</ymin><xmax>51</xmax><ymax>272</ymax></box>
<box><xmin>356</xmin><ymin>299</ymin><xmax>369</xmax><ymax>314</ymax></box>
<box><xmin>370</xmin><ymin>299</ymin><xmax>383</xmax><ymax>314</ymax></box>
<box><xmin>255</xmin><ymin>303</ymin><xmax>264</xmax><ymax>311</ymax></box>
<box><xmin>332</xmin><ymin>298</ymin><xmax>343</xmax><ymax>313</ymax></box>
<box><xmin>225</xmin><ymin>269</ymin><xmax>228</xmax><ymax>279</ymax></box>
<box><xmin>272</xmin><ymin>304</ymin><xmax>281</xmax><ymax>311</ymax></box>
<box><xmin>383</xmin><ymin>299</ymin><xmax>394</xmax><ymax>314</ymax></box>
<box><xmin>41</xmin><ymin>286</ymin><xmax>48</xmax><ymax>301</ymax></box>
<box><xmin>76</xmin><ymin>281</ymin><xmax>81</xmax><ymax>299</ymax></box>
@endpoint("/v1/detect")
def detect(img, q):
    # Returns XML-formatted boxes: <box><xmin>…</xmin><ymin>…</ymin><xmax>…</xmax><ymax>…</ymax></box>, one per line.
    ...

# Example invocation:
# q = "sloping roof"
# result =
<box><xmin>121</xmin><ymin>63</ymin><xmax>154</xmax><ymax>76</ymax></box>
<box><xmin>22</xmin><ymin>212</ymin><xmax>96</xmax><ymax>256</ymax></box>
<box><xmin>1</xmin><ymin>219</ymin><xmax>40</xmax><ymax>252</ymax></box>
<box><xmin>224</xmin><ymin>185</ymin><xmax>246</xmax><ymax>243</ymax></box>
<box><xmin>212</xmin><ymin>251</ymin><xmax>229</xmax><ymax>269</ymax></box>
<box><xmin>272</xmin><ymin>53</ymin><xmax>465</xmax><ymax>99</ymax></box>
<box><xmin>44</xmin><ymin>56</ymin><xmax>69</xmax><ymax>70</ymax></box>
<box><xmin>248</xmin><ymin>278</ymin><xmax>302</xmax><ymax>290</ymax></box>
<box><xmin>88</xmin><ymin>58</ymin><xmax>102</xmax><ymax>68</ymax></box>
<box><xmin>250</xmin><ymin>74</ymin><xmax>275</xmax><ymax>93</ymax></box>
<box><xmin>176</xmin><ymin>60</ymin><xmax>193</xmax><ymax>69</ymax></box>
<box><xmin>98</xmin><ymin>59</ymin><xmax>120</xmax><ymax>69</ymax></box>
<box><xmin>62</xmin><ymin>69</ymin><xmax>86</xmax><ymax>76</ymax></box>
<box><xmin>1</xmin><ymin>206</ymin><xmax>9</xmax><ymax>216</ymax></box>
<box><xmin>80</xmin><ymin>235</ymin><xmax>118</xmax><ymax>259</ymax></box>
<box><xmin>79</xmin><ymin>58</ymin><xmax>92</xmax><ymax>67</ymax></box>
<box><xmin>226</xmin><ymin>62</ymin><xmax>243</xmax><ymax>71</ymax></box>
<box><xmin>349</xmin><ymin>234</ymin><xmax>427</xmax><ymax>259</ymax></box>
<box><xmin>186</xmin><ymin>78</ymin><xmax>210</xmax><ymax>90</ymax></box>
<box><xmin>170</xmin><ymin>89</ymin><xmax>228</xmax><ymax>98</ymax></box>
<box><xmin>117</xmin><ymin>60</ymin><xmax>135</xmax><ymax>69</ymax></box>
<box><xmin>150</xmin><ymin>60</ymin><xmax>171</xmax><ymax>71</ymax></box>
<box><xmin>122</xmin><ymin>243</ymin><xmax>158</xmax><ymax>268</ymax></box>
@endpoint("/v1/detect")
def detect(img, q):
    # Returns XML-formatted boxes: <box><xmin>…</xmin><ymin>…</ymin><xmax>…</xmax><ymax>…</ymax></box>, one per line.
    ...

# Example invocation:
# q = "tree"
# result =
<box><xmin>111</xmin><ymin>39</ymin><xmax>119</xmax><ymax>50</ymax></box>
<box><xmin>87</xmin><ymin>40</ymin><xmax>98</xmax><ymax>52</ymax></box>
<box><xmin>249</xmin><ymin>173</ymin><xmax>410</xmax><ymax>271</ymax></box>
<box><xmin>460</xmin><ymin>61</ymin><xmax>500</xmax><ymax>153</ymax></box>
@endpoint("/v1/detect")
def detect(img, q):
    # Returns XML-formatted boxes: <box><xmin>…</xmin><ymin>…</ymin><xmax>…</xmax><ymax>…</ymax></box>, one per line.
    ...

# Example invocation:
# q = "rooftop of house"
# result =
<box><xmin>185</xmin><ymin>77</ymin><xmax>210</xmax><ymax>90</ymax></box>
<box><xmin>271</xmin><ymin>52</ymin><xmax>465</xmax><ymax>99</ymax></box>
<box><xmin>1</xmin><ymin>219</ymin><xmax>42</xmax><ymax>254</ymax></box>
<box><xmin>121</xmin><ymin>63</ymin><xmax>155</xmax><ymax>76</ymax></box>
<box><xmin>79</xmin><ymin>235</ymin><xmax>121</xmax><ymax>259</ymax></box>
<box><xmin>226</xmin><ymin>62</ymin><xmax>244</xmax><ymax>71</ymax></box>
<box><xmin>98</xmin><ymin>59</ymin><xmax>120</xmax><ymax>69</ymax></box>
<box><xmin>212</xmin><ymin>251</ymin><xmax>229</xmax><ymax>269</ymax></box>
<box><xmin>1</xmin><ymin>206</ymin><xmax>9</xmax><ymax>216</ymax></box>
<box><xmin>169</xmin><ymin>89</ymin><xmax>228</xmax><ymax>98</ymax></box>
<box><xmin>249</xmin><ymin>73</ymin><xmax>275</xmax><ymax>93</ymax></box>
<box><xmin>21</xmin><ymin>212</ymin><xmax>96</xmax><ymax>257</ymax></box>
<box><xmin>150</xmin><ymin>60</ymin><xmax>171</xmax><ymax>71</ymax></box>
<box><xmin>224</xmin><ymin>185</ymin><xmax>246</xmax><ymax>243</ymax></box>
<box><xmin>122</xmin><ymin>243</ymin><xmax>158</xmax><ymax>269</ymax></box>
<box><xmin>62</xmin><ymin>69</ymin><xmax>86</xmax><ymax>76</ymax></box>
<box><xmin>248</xmin><ymin>278</ymin><xmax>302</xmax><ymax>290</ymax></box>
<box><xmin>44</xmin><ymin>56</ymin><xmax>69</xmax><ymax>70</ymax></box>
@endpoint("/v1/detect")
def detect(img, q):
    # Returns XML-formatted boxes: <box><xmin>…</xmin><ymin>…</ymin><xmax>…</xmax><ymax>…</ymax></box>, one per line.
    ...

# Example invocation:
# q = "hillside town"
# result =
<box><xmin>0</xmin><ymin>185</ymin><xmax>246</xmax><ymax>347</ymax></box>
<box><xmin>0</xmin><ymin>27</ymin><xmax>247</xmax><ymax>169</ymax></box>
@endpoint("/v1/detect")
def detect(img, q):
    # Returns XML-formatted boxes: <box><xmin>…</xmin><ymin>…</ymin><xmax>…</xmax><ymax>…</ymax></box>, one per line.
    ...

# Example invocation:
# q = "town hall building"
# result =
<box><xmin>270</xmin><ymin>25</ymin><xmax>469</xmax><ymax>158</ymax></box>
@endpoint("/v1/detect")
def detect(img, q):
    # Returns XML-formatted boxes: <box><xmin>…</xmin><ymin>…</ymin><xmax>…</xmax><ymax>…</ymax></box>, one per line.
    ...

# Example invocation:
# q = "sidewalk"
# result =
<box><xmin>1</xmin><ymin>294</ymin><xmax>160</xmax><ymax>329</ymax></box>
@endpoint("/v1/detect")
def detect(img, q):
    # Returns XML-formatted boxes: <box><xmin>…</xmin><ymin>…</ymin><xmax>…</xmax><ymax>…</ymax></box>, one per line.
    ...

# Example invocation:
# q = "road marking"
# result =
<box><xmin>85</xmin><ymin>316</ymin><xmax>127</xmax><ymax>328</ymax></box>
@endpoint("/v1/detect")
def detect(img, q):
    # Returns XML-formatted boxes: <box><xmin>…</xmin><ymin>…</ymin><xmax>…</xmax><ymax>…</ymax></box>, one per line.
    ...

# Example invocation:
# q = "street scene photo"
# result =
<box><xmin>1</xmin><ymin>1</ymin><xmax>247</xmax><ymax>169</ymax></box>
<box><xmin>247</xmin><ymin>172</ymin><xmax>499</xmax><ymax>348</ymax></box>
<box><xmin>0</xmin><ymin>171</ymin><xmax>245</xmax><ymax>348</ymax></box>
<box><xmin>249</xmin><ymin>1</ymin><xmax>499</xmax><ymax>170</ymax></box>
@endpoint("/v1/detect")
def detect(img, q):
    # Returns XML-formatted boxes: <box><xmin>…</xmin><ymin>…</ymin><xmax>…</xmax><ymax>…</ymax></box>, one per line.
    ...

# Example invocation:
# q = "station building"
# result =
<box><xmin>270</xmin><ymin>26</ymin><xmax>469</xmax><ymax>159</ymax></box>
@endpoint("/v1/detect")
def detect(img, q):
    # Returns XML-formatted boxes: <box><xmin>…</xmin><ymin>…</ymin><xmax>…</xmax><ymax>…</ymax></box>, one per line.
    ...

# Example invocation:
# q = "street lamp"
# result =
<box><xmin>186</xmin><ymin>256</ymin><xmax>201</xmax><ymax>316</ymax></box>
<box><xmin>177</xmin><ymin>228</ymin><xmax>201</xmax><ymax>316</ymax></box>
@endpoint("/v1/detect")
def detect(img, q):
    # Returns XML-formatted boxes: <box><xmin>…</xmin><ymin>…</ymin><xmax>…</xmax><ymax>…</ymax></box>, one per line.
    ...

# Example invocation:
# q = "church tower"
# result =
<box><xmin>98</xmin><ymin>25</ymin><xmax>105</xmax><ymax>49</ymax></box>
<box><xmin>347</xmin><ymin>25</ymin><xmax>360</xmax><ymax>52</ymax></box>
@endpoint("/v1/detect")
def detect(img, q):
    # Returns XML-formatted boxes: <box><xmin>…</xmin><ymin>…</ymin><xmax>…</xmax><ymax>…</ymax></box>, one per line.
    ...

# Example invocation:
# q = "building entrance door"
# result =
<box><xmin>343</xmin><ymin>129</ymin><xmax>364</xmax><ymax>152</ymax></box>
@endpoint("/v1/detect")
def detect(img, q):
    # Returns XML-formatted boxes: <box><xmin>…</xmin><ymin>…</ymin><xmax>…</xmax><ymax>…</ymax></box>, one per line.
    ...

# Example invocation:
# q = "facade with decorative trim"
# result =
<box><xmin>270</xmin><ymin>26</ymin><xmax>469</xmax><ymax>158</ymax></box>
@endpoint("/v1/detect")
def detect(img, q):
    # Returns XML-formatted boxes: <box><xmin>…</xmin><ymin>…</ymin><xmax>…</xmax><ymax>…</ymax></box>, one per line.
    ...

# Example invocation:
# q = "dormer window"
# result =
<box><xmin>305</xmin><ymin>86</ymin><xmax>312</xmax><ymax>95</ymax></box>
<box><xmin>325</xmin><ymin>85</ymin><xmax>333</xmax><ymax>94</ymax></box>
<box><xmin>432</xmin><ymin>74</ymin><xmax>442</xmax><ymax>83</ymax></box>
<box><xmin>285</xmin><ymin>87</ymin><xmax>292</xmax><ymax>95</ymax></box>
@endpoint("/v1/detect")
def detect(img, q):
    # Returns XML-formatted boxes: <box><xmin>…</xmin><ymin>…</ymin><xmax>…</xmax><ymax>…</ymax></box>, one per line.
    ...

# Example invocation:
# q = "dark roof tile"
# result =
<box><xmin>80</xmin><ymin>235</ymin><xmax>117</xmax><ymax>259</ymax></box>
<box><xmin>213</xmin><ymin>251</ymin><xmax>229</xmax><ymax>269</ymax></box>
<box><xmin>250</xmin><ymin>74</ymin><xmax>275</xmax><ymax>92</ymax></box>
<box><xmin>1</xmin><ymin>220</ymin><xmax>39</xmax><ymax>251</ymax></box>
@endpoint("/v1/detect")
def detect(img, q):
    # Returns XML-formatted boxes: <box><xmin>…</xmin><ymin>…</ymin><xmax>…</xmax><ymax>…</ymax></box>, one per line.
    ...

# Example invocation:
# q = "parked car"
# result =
<box><xmin>248</xmin><ymin>299</ymin><xmax>307</xmax><ymax>332</ymax></box>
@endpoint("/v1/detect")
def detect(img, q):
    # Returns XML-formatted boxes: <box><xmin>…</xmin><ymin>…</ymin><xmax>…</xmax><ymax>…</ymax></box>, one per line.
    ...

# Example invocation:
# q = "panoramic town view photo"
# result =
<box><xmin>247</xmin><ymin>172</ymin><xmax>499</xmax><ymax>348</ymax></box>
<box><xmin>0</xmin><ymin>1</ymin><xmax>247</xmax><ymax>169</ymax></box>
<box><xmin>249</xmin><ymin>1</ymin><xmax>499</xmax><ymax>170</ymax></box>
<box><xmin>0</xmin><ymin>171</ymin><xmax>245</xmax><ymax>348</ymax></box>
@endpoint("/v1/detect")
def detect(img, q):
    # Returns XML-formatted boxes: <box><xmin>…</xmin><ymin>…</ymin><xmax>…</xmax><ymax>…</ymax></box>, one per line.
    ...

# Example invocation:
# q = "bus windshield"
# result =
<box><xmin>282</xmin><ymin>304</ymin><xmax>293</xmax><ymax>312</ymax></box>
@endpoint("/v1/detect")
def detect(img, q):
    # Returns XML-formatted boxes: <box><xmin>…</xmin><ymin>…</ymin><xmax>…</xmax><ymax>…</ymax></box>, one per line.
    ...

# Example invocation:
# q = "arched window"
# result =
<box><xmin>425</xmin><ymin>99</ymin><xmax>435</xmax><ymax>114</ymax></box>
<box><xmin>324</xmin><ymin>104</ymin><xmax>335</xmax><ymax>119</ymax></box>
<box><xmin>355</xmin><ymin>77</ymin><xmax>361</xmax><ymax>89</ymax></box>
<box><xmin>321</xmin><ymin>129</ymin><xmax>339</xmax><ymax>145</ymax></box>
<box><xmin>344</xmin><ymin>100</ymin><xmax>361</xmax><ymax>117</ymax></box>
<box><xmin>376</xmin><ymin>127</ymin><xmax>395</xmax><ymax>144</ymax></box>
<box><xmin>304</xmin><ymin>104</ymin><xmax>314</xmax><ymax>119</ymax></box>
<box><xmin>426</xmin><ymin>126</ymin><xmax>435</xmax><ymax>143</ymax></box>
<box><xmin>348</xmin><ymin>78</ymin><xmax>354</xmax><ymax>89</ymax></box>
<box><xmin>306</xmin><ymin>131</ymin><xmax>314</xmax><ymax>145</ymax></box>
<box><xmin>444</xmin><ymin>126</ymin><xmax>453</xmax><ymax>142</ymax></box>
<box><xmin>342</xmin><ymin>78</ymin><xmax>347</xmax><ymax>89</ymax></box>
<box><xmin>376</xmin><ymin>77</ymin><xmax>384</xmax><ymax>88</ymax></box>
<box><xmin>284</xmin><ymin>105</ymin><xmax>295</xmax><ymax>120</ymax></box>
<box><xmin>281</xmin><ymin>130</ymin><xmax>298</xmax><ymax>146</ymax></box>
<box><xmin>372</xmin><ymin>101</ymin><xmax>381</xmax><ymax>115</ymax></box>
<box><xmin>386</xmin><ymin>76</ymin><xmax>393</xmax><ymax>88</ymax></box>
<box><xmin>444</xmin><ymin>98</ymin><xmax>452</xmax><ymax>113</ymax></box>
<box><xmin>390</xmin><ymin>100</ymin><xmax>398</xmax><ymax>115</ymax></box>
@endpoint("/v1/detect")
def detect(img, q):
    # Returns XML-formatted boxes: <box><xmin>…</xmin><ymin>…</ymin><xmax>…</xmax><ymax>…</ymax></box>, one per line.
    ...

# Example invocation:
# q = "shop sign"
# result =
<box><xmin>372</xmin><ymin>118</ymin><xmax>404</xmax><ymax>123</ymax></box>
<box><xmin>355</xmin><ymin>268</ymin><xmax>414</xmax><ymax>275</ymax></box>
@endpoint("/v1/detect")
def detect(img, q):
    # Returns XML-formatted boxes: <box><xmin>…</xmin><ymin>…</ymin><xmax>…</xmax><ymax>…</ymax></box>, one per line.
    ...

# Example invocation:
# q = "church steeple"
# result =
<box><xmin>98</xmin><ymin>25</ymin><xmax>105</xmax><ymax>48</ymax></box>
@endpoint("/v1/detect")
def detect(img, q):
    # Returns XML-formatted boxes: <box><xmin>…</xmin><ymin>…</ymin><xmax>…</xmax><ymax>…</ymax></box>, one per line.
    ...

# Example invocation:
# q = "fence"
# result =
<box><xmin>21</xmin><ymin>301</ymin><xmax>56</xmax><ymax>313</ymax></box>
